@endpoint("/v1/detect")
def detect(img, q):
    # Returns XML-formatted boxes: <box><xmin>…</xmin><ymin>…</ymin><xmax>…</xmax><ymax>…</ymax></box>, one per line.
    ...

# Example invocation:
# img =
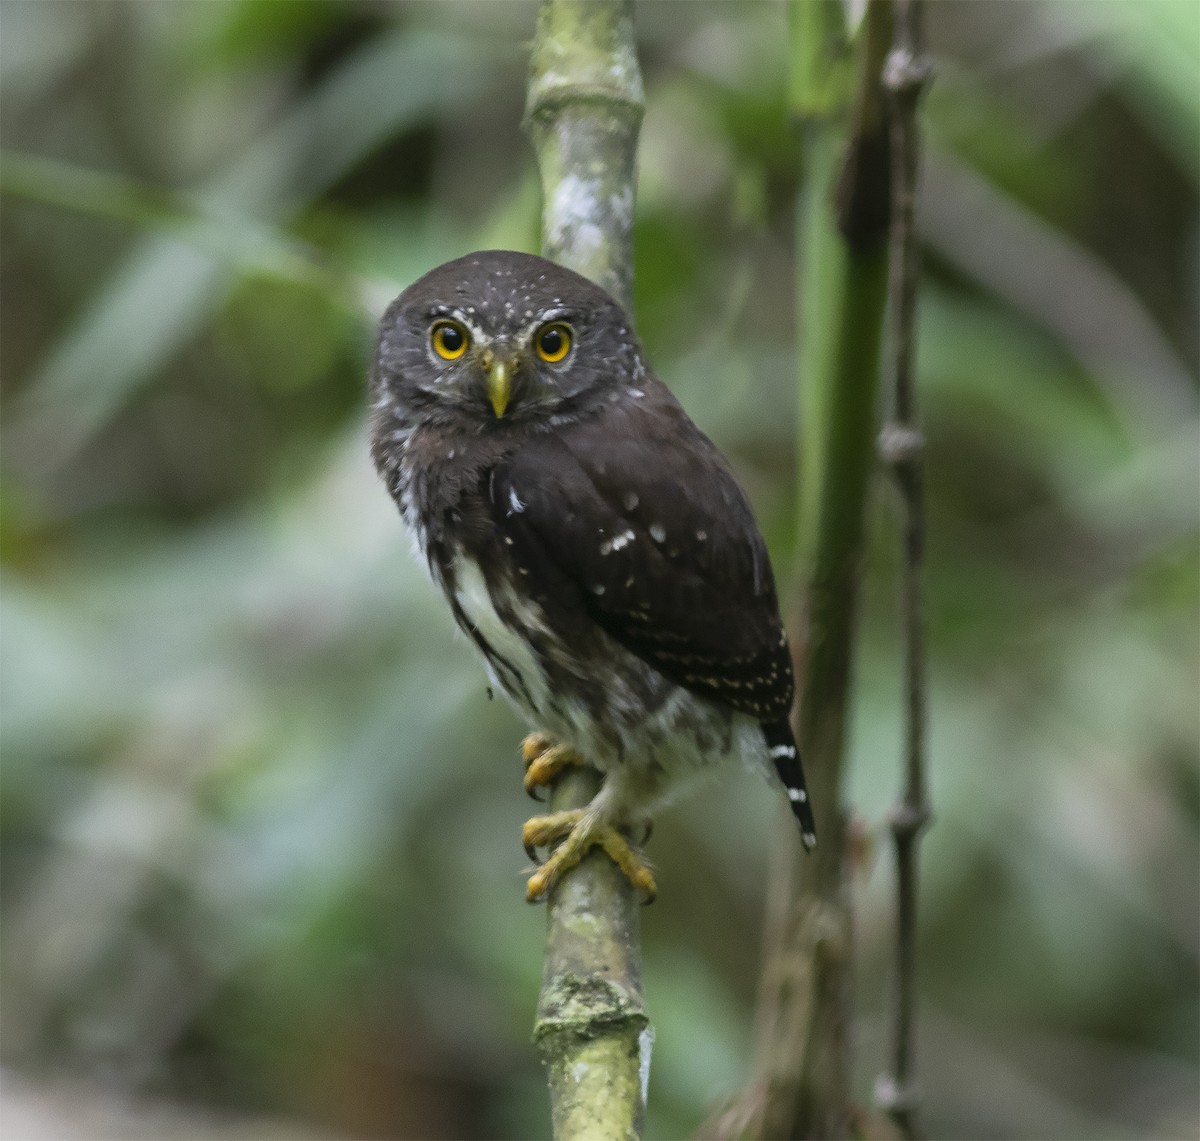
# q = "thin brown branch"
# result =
<box><xmin>875</xmin><ymin>1</ymin><xmax>933</xmax><ymax>1137</ymax></box>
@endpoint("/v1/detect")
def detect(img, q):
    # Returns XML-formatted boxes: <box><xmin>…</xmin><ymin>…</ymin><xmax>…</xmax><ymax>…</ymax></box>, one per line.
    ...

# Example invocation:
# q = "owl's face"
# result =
<box><xmin>371</xmin><ymin>250</ymin><xmax>642</xmax><ymax>433</ymax></box>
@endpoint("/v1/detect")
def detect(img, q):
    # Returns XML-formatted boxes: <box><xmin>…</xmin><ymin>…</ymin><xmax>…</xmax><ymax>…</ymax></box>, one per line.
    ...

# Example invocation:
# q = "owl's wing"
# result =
<box><xmin>488</xmin><ymin>385</ymin><xmax>795</xmax><ymax>722</ymax></box>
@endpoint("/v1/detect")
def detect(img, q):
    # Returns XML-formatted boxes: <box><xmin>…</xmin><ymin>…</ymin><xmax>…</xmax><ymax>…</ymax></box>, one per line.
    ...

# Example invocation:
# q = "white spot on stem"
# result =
<box><xmin>638</xmin><ymin>1025</ymin><xmax>655</xmax><ymax>1108</ymax></box>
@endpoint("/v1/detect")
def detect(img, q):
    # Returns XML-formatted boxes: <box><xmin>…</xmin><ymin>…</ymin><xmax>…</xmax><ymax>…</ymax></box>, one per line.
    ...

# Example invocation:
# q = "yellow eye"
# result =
<box><xmin>431</xmin><ymin>320</ymin><xmax>469</xmax><ymax>360</ymax></box>
<box><xmin>535</xmin><ymin>322</ymin><xmax>572</xmax><ymax>364</ymax></box>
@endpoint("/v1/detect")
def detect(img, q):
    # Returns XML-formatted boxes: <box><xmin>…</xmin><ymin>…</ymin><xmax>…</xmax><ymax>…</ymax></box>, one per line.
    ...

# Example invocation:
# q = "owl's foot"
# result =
<box><xmin>521</xmin><ymin>732</ymin><xmax>583</xmax><ymax>800</ymax></box>
<box><xmin>522</xmin><ymin>810</ymin><xmax>657</xmax><ymax>904</ymax></box>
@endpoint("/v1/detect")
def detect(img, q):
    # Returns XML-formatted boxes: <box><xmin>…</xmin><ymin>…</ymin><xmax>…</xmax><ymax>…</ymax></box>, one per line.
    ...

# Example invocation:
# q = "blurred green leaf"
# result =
<box><xmin>9</xmin><ymin>27</ymin><xmax>497</xmax><ymax>469</ymax></box>
<box><xmin>1053</xmin><ymin>0</ymin><xmax>1200</xmax><ymax>179</ymax></box>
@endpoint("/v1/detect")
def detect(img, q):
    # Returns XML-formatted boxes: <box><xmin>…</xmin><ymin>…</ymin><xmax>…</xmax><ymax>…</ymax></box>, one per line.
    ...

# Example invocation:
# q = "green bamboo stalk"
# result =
<box><xmin>748</xmin><ymin>1</ymin><xmax>893</xmax><ymax>1137</ymax></box>
<box><xmin>523</xmin><ymin>4</ymin><xmax>651</xmax><ymax>1139</ymax></box>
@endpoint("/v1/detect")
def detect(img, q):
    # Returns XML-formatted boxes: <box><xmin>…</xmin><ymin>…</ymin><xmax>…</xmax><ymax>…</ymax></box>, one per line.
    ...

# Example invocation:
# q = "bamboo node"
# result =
<box><xmin>887</xmin><ymin>800</ymin><xmax>932</xmax><ymax>839</ymax></box>
<box><xmin>883</xmin><ymin>48</ymin><xmax>933</xmax><ymax>102</ymax></box>
<box><xmin>878</xmin><ymin>423</ymin><xmax>924</xmax><ymax>464</ymax></box>
<box><xmin>874</xmin><ymin>1072</ymin><xmax>922</xmax><ymax>1114</ymax></box>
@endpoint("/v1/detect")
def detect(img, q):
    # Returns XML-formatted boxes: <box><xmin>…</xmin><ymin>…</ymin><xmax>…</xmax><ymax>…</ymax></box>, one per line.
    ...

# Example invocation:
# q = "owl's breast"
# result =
<box><xmin>387</xmin><ymin>427</ymin><xmax>510</xmax><ymax>578</ymax></box>
<box><xmin>437</xmin><ymin>538</ymin><xmax>746</xmax><ymax>789</ymax></box>
<box><xmin>445</xmin><ymin>551</ymin><xmax>557</xmax><ymax>721</ymax></box>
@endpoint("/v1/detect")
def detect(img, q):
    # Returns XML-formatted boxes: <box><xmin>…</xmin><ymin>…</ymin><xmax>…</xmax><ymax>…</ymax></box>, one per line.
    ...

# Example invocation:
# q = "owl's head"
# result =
<box><xmin>370</xmin><ymin>250</ymin><xmax>642</xmax><ymax>433</ymax></box>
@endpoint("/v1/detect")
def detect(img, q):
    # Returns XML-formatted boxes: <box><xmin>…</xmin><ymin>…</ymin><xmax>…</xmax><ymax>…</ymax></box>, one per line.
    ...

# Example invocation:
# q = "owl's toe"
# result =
<box><xmin>520</xmin><ymin>734</ymin><xmax>583</xmax><ymax>800</ymax></box>
<box><xmin>522</xmin><ymin>810</ymin><xmax>656</xmax><ymax>904</ymax></box>
<box><xmin>520</xmin><ymin>731</ymin><xmax>556</xmax><ymax>765</ymax></box>
<box><xmin>522</xmin><ymin>808</ymin><xmax>584</xmax><ymax>861</ymax></box>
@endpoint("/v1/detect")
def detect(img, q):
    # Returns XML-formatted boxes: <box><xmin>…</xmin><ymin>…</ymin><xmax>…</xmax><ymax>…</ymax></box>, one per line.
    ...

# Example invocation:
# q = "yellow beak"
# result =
<box><xmin>485</xmin><ymin>356</ymin><xmax>512</xmax><ymax>418</ymax></box>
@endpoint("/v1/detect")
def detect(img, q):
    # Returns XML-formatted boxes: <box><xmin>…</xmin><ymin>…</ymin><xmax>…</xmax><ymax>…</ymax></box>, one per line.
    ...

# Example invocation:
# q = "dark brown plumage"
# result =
<box><xmin>369</xmin><ymin>250</ymin><xmax>814</xmax><ymax>898</ymax></box>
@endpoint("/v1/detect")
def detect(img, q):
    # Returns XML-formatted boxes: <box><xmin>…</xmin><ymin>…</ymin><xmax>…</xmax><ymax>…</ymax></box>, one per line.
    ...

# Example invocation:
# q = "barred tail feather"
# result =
<box><xmin>763</xmin><ymin>720</ymin><xmax>817</xmax><ymax>850</ymax></box>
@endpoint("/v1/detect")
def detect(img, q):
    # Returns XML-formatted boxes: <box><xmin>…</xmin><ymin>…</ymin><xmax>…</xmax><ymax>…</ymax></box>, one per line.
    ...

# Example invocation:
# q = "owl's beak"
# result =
<box><xmin>482</xmin><ymin>352</ymin><xmax>513</xmax><ymax>418</ymax></box>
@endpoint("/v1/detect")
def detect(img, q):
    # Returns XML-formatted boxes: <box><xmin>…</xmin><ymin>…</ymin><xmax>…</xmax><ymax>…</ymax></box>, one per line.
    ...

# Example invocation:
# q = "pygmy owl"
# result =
<box><xmin>370</xmin><ymin>250</ymin><xmax>815</xmax><ymax>901</ymax></box>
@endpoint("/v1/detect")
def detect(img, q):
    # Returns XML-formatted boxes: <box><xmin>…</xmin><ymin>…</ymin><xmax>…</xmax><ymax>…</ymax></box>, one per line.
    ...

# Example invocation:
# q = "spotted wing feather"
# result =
<box><xmin>487</xmin><ymin>383</ymin><xmax>795</xmax><ymax>722</ymax></box>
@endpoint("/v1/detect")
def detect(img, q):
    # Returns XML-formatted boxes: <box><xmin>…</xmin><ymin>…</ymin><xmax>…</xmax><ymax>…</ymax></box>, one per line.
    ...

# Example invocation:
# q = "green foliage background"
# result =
<box><xmin>1</xmin><ymin>2</ymin><xmax>1196</xmax><ymax>1138</ymax></box>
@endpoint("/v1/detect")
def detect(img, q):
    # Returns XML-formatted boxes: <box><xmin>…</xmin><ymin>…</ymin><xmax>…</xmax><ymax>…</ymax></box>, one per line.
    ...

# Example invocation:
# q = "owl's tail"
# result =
<box><xmin>763</xmin><ymin>720</ymin><xmax>817</xmax><ymax>850</ymax></box>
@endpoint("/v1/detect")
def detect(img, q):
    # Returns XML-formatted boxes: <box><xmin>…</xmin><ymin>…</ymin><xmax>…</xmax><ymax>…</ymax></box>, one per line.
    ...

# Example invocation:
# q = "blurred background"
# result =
<box><xmin>1</xmin><ymin>1</ymin><xmax>1196</xmax><ymax>1138</ymax></box>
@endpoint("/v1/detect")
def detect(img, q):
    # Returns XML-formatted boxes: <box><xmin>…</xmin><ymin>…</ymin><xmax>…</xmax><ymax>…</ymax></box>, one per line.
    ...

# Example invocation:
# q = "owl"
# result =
<box><xmin>369</xmin><ymin>250</ymin><xmax>815</xmax><ymax>901</ymax></box>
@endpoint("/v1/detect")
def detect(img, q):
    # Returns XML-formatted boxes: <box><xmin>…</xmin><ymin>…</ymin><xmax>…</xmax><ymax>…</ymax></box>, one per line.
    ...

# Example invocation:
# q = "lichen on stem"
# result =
<box><xmin>525</xmin><ymin>0</ymin><xmax>643</xmax><ymax>314</ymax></box>
<box><xmin>523</xmin><ymin>3</ymin><xmax>650</xmax><ymax>1139</ymax></box>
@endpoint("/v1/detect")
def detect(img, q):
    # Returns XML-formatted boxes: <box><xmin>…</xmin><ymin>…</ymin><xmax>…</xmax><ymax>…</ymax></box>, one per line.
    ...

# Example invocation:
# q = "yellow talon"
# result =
<box><xmin>523</xmin><ymin>745</ymin><xmax>583</xmax><ymax>797</ymax></box>
<box><xmin>522</xmin><ymin>808</ymin><xmax>584</xmax><ymax>852</ymax></box>
<box><xmin>520</xmin><ymin>732</ymin><xmax>583</xmax><ymax>798</ymax></box>
<box><xmin>521</xmin><ymin>731</ymin><xmax>555</xmax><ymax>765</ymax></box>
<box><xmin>522</xmin><ymin>809</ymin><xmax>657</xmax><ymax>904</ymax></box>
